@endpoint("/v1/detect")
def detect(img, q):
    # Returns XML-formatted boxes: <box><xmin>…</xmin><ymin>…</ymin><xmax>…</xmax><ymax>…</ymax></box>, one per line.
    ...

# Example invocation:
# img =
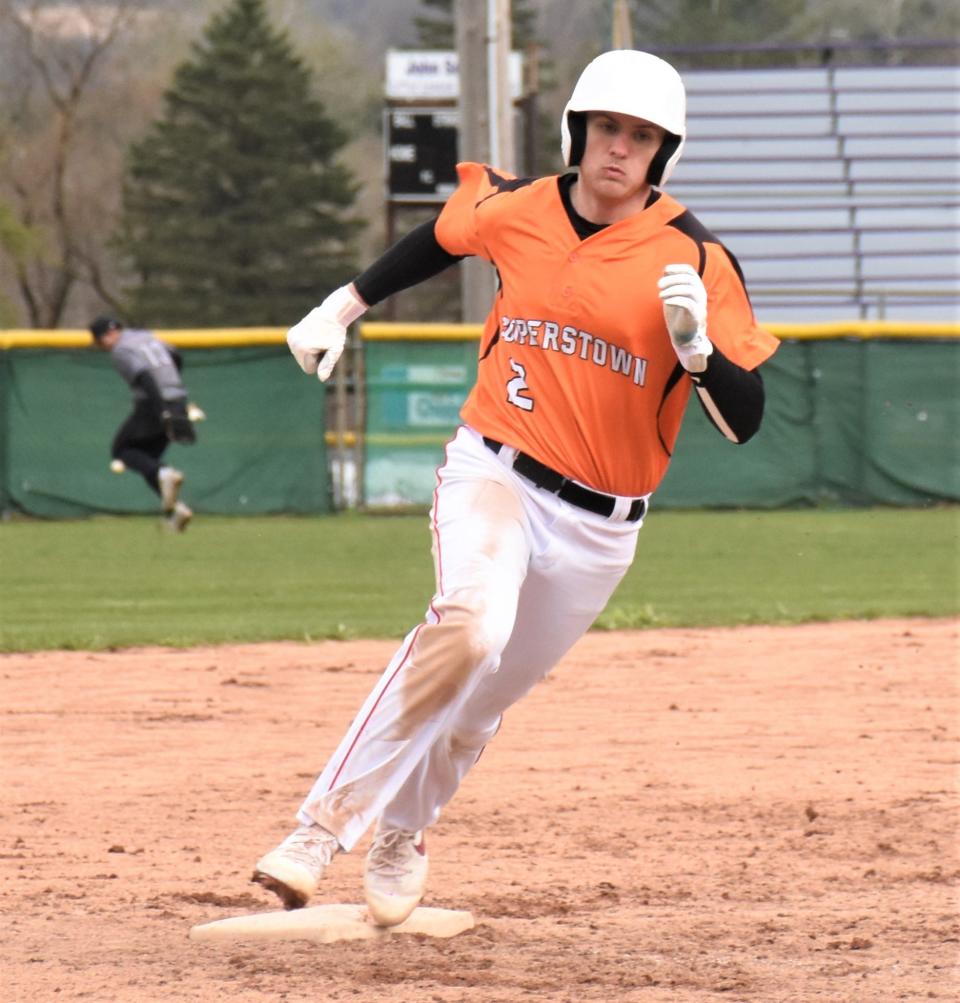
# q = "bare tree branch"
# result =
<box><xmin>0</xmin><ymin>0</ymin><xmax>139</xmax><ymax>326</ymax></box>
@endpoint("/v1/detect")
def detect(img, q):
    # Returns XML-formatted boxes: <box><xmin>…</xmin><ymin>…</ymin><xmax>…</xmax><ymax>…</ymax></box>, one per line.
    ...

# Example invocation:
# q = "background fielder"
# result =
<box><xmin>251</xmin><ymin>49</ymin><xmax>780</xmax><ymax>926</ymax></box>
<box><xmin>90</xmin><ymin>315</ymin><xmax>198</xmax><ymax>532</ymax></box>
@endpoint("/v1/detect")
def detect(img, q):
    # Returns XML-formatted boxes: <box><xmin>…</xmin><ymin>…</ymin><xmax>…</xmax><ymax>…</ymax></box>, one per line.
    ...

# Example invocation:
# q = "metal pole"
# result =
<box><xmin>487</xmin><ymin>0</ymin><xmax>500</xmax><ymax>167</ymax></box>
<box><xmin>522</xmin><ymin>42</ymin><xmax>540</xmax><ymax>176</ymax></box>
<box><xmin>332</xmin><ymin>349</ymin><xmax>347</xmax><ymax>509</ymax></box>
<box><xmin>611</xmin><ymin>0</ymin><xmax>633</xmax><ymax>48</ymax></box>
<box><xmin>487</xmin><ymin>0</ymin><xmax>514</xmax><ymax>173</ymax></box>
<box><xmin>456</xmin><ymin>0</ymin><xmax>496</xmax><ymax>321</ymax></box>
<box><xmin>383</xmin><ymin>200</ymin><xmax>397</xmax><ymax>321</ymax></box>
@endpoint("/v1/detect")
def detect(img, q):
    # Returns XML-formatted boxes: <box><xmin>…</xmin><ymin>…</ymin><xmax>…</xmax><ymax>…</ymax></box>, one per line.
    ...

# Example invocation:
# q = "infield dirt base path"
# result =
<box><xmin>2</xmin><ymin>619</ymin><xmax>957</xmax><ymax>1003</ymax></box>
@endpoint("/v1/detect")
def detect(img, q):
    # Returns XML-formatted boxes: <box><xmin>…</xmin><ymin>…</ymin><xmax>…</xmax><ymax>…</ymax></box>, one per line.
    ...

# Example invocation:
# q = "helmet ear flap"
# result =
<box><xmin>566</xmin><ymin>111</ymin><xmax>587</xmax><ymax>167</ymax></box>
<box><xmin>646</xmin><ymin>133</ymin><xmax>682</xmax><ymax>186</ymax></box>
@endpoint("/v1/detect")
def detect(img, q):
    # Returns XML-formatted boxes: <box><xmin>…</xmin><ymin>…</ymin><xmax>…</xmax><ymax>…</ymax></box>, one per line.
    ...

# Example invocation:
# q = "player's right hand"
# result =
<box><xmin>286</xmin><ymin>284</ymin><xmax>368</xmax><ymax>383</ymax></box>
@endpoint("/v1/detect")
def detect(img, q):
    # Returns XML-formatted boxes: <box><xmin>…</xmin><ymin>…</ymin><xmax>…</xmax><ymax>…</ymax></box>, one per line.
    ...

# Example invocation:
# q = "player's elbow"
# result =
<box><xmin>731</xmin><ymin>407</ymin><xmax>763</xmax><ymax>444</ymax></box>
<box><xmin>696</xmin><ymin>386</ymin><xmax>764</xmax><ymax>444</ymax></box>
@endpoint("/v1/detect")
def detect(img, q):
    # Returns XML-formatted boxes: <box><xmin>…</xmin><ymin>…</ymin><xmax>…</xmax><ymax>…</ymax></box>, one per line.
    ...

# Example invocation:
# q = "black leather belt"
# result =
<box><xmin>483</xmin><ymin>437</ymin><xmax>646</xmax><ymax>522</ymax></box>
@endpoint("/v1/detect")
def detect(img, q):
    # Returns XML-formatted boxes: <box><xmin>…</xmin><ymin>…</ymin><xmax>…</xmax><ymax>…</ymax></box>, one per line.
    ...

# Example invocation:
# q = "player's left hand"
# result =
<box><xmin>658</xmin><ymin>264</ymin><xmax>713</xmax><ymax>373</ymax></box>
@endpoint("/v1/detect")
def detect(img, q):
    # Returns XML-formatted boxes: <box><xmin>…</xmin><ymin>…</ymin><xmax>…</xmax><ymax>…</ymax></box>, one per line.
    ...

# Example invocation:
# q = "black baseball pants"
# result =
<box><xmin>111</xmin><ymin>401</ymin><xmax>169</xmax><ymax>495</ymax></box>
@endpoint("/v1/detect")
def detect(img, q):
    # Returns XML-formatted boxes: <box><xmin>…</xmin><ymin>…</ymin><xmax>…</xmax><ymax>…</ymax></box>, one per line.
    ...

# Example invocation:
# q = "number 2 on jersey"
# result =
<box><xmin>506</xmin><ymin>359</ymin><xmax>534</xmax><ymax>412</ymax></box>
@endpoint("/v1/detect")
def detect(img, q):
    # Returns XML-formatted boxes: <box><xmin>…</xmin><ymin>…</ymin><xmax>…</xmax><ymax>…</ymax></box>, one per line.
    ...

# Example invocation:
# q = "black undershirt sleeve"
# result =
<box><xmin>690</xmin><ymin>346</ymin><xmax>765</xmax><ymax>444</ymax></box>
<box><xmin>354</xmin><ymin>218</ymin><xmax>463</xmax><ymax>307</ymax></box>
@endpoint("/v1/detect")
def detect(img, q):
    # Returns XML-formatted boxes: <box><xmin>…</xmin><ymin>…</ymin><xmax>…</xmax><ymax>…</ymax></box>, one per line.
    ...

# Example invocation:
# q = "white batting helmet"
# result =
<box><xmin>560</xmin><ymin>50</ymin><xmax>687</xmax><ymax>186</ymax></box>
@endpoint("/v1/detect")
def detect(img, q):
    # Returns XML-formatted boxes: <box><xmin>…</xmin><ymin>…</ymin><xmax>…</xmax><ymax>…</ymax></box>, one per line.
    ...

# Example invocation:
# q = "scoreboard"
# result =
<box><xmin>385</xmin><ymin>108</ymin><xmax>459</xmax><ymax>203</ymax></box>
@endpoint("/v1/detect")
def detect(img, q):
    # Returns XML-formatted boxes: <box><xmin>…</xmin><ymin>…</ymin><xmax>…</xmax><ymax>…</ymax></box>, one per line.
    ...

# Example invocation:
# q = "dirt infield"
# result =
<box><xmin>2</xmin><ymin>619</ymin><xmax>957</xmax><ymax>1002</ymax></box>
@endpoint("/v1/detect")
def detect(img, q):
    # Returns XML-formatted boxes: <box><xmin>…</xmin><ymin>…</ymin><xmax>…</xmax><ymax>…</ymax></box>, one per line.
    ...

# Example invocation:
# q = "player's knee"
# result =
<box><xmin>434</xmin><ymin>587</ymin><xmax>512</xmax><ymax>669</ymax></box>
<box><xmin>394</xmin><ymin>599</ymin><xmax>504</xmax><ymax>733</ymax></box>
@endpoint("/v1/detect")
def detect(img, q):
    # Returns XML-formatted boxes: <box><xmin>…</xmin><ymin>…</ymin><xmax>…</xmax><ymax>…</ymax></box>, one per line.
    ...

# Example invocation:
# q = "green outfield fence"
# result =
<box><xmin>0</xmin><ymin>330</ymin><xmax>329</xmax><ymax>517</ymax></box>
<box><xmin>362</xmin><ymin>321</ymin><xmax>960</xmax><ymax>509</ymax></box>
<box><xmin>1</xmin><ymin>322</ymin><xmax>958</xmax><ymax>517</ymax></box>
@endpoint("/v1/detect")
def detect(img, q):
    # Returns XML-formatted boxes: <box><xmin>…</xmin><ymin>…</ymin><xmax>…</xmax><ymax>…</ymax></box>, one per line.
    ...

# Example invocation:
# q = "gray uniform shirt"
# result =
<box><xmin>110</xmin><ymin>329</ymin><xmax>187</xmax><ymax>404</ymax></box>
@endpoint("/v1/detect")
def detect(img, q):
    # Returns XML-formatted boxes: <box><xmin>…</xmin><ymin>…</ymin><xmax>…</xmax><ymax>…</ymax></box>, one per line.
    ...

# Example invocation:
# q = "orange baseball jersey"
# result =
<box><xmin>435</xmin><ymin>162</ymin><xmax>780</xmax><ymax>498</ymax></box>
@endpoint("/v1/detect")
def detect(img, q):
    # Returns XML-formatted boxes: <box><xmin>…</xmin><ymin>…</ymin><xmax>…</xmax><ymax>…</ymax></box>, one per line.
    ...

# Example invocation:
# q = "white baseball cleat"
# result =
<box><xmin>166</xmin><ymin>501</ymin><xmax>193</xmax><ymax>533</ymax></box>
<box><xmin>157</xmin><ymin>466</ymin><xmax>184</xmax><ymax>512</ymax></box>
<box><xmin>364</xmin><ymin>825</ymin><xmax>428</xmax><ymax>927</ymax></box>
<box><xmin>252</xmin><ymin>823</ymin><xmax>340</xmax><ymax>911</ymax></box>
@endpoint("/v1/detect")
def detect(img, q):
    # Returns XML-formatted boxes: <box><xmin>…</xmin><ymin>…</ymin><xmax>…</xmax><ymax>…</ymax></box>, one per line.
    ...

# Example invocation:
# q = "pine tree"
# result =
<box><xmin>626</xmin><ymin>0</ymin><xmax>812</xmax><ymax>67</ymax></box>
<box><xmin>116</xmin><ymin>0</ymin><xmax>362</xmax><ymax>327</ymax></box>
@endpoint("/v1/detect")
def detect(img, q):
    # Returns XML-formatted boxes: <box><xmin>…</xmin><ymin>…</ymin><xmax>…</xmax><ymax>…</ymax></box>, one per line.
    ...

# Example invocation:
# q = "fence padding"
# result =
<box><xmin>0</xmin><ymin>346</ymin><xmax>328</xmax><ymax>516</ymax></box>
<box><xmin>363</xmin><ymin>336</ymin><xmax>959</xmax><ymax>508</ymax></box>
<box><xmin>2</xmin><ymin>333</ymin><xmax>956</xmax><ymax>515</ymax></box>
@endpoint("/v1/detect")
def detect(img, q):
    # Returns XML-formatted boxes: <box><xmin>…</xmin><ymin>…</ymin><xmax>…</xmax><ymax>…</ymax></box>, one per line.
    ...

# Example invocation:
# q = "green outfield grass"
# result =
<box><xmin>0</xmin><ymin>507</ymin><xmax>957</xmax><ymax>652</ymax></box>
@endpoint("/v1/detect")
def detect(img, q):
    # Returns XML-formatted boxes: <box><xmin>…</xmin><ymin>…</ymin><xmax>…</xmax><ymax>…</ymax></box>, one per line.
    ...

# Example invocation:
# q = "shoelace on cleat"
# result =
<box><xmin>277</xmin><ymin>828</ymin><xmax>337</xmax><ymax>875</ymax></box>
<box><xmin>367</xmin><ymin>830</ymin><xmax>420</xmax><ymax>878</ymax></box>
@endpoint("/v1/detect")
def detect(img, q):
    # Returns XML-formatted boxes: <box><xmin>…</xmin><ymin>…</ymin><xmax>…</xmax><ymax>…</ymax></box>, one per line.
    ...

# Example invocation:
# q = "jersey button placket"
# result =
<box><xmin>562</xmin><ymin>251</ymin><xmax>578</xmax><ymax>298</ymax></box>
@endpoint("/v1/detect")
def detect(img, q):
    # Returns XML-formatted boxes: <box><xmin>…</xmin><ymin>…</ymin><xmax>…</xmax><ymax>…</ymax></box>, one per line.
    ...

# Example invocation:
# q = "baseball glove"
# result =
<box><xmin>162</xmin><ymin>402</ymin><xmax>197</xmax><ymax>444</ymax></box>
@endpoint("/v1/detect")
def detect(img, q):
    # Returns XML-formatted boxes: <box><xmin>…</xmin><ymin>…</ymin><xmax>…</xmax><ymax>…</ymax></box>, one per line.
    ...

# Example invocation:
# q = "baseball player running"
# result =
<box><xmin>90</xmin><ymin>316</ymin><xmax>198</xmax><ymax>531</ymax></box>
<box><xmin>252</xmin><ymin>50</ymin><xmax>780</xmax><ymax>925</ymax></box>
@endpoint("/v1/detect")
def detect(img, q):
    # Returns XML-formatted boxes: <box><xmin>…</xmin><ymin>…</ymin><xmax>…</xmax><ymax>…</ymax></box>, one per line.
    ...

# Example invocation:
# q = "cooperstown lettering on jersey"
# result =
<box><xmin>500</xmin><ymin>316</ymin><xmax>648</xmax><ymax>387</ymax></box>
<box><xmin>435</xmin><ymin>161</ymin><xmax>779</xmax><ymax>497</ymax></box>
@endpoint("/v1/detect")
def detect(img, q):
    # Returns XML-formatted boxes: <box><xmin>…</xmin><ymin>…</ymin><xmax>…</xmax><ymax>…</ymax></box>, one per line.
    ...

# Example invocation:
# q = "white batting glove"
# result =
<box><xmin>657</xmin><ymin>264</ymin><xmax>713</xmax><ymax>373</ymax></box>
<box><xmin>286</xmin><ymin>284</ymin><xmax>368</xmax><ymax>382</ymax></box>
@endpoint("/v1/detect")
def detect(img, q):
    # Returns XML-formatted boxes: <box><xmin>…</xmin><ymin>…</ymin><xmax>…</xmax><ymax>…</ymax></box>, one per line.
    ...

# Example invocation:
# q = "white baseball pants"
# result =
<box><xmin>297</xmin><ymin>424</ymin><xmax>644</xmax><ymax>850</ymax></box>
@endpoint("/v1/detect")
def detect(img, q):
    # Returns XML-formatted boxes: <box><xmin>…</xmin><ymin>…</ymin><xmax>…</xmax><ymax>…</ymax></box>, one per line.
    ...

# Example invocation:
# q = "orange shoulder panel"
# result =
<box><xmin>435</xmin><ymin>162</ymin><xmax>518</xmax><ymax>260</ymax></box>
<box><xmin>702</xmin><ymin>243</ymin><xmax>780</xmax><ymax>371</ymax></box>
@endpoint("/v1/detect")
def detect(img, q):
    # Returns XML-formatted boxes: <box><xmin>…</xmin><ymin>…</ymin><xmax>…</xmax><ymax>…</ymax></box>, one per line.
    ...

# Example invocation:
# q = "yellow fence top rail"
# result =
<box><xmin>361</xmin><ymin>323</ymin><xmax>486</xmax><ymax>341</ymax></box>
<box><xmin>0</xmin><ymin>328</ymin><xmax>286</xmax><ymax>350</ymax></box>
<box><xmin>361</xmin><ymin>321</ymin><xmax>960</xmax><ymax>341</ymax></box>
<box><xmin>1</xmin><ymin>320</ymin><xmax>957</xmax><ymax>350</ymax></box>
<box><xmin>767</xmin><ymin>321</ymin><xmax>960</xmax><ymax>340</ymax></box>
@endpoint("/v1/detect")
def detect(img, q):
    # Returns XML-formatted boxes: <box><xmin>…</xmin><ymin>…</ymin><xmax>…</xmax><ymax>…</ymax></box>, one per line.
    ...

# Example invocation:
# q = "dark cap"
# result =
<box><xmin>89</xmin><ymin>315</ymin><xmax>121</xmax><ymax>340</ymax></box>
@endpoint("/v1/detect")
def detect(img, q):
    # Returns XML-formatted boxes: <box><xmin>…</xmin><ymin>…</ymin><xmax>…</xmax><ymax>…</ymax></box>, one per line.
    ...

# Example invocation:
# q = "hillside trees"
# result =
<box><xmin>0</xmin><ymin>0</ymin><xmax>139</xmax><ymax>327</ymax></box>
<box><xmin>0</xmin><ymin>198</ymin><xmax>38</xmax><ymax>326</ymax></box>
<box><xmin>115</xmin><ymin>0</ymin><xmax>363</xmax><ymax>327</ymax></box>
<box><xmin>413</xmin><ymin>0</ymin><xmax>540</xmax><ymax>48</ymax></box>
<box><xmin>624</xmin><ymin>0</ymin><xmax>960</xmax><ymax>65</ymax></box>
